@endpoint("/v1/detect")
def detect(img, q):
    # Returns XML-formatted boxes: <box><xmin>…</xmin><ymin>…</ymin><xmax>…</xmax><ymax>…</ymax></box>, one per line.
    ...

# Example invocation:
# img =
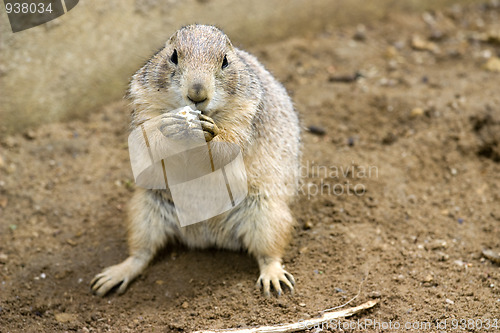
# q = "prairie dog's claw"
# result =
<box><xmin>91</xmin><ymin>256</ymin><xmax>147</xmax><ymax>297</ymax></box>
<box><xmin>199</xmin><ymin>114</ymin><xmax>220</xmax><ymax>141</ymax></box>
<box><xmin>256</xmin><ymin>261</ymin><xmax>294</xmax><ymax>297</ymax></box>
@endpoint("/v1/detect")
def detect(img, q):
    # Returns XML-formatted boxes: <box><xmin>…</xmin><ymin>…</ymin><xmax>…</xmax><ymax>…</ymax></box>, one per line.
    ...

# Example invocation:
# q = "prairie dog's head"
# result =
<box><xmin>130</xmin><ymin>25</ymin><xmax>253</xmax><ymax>123</ymax></box>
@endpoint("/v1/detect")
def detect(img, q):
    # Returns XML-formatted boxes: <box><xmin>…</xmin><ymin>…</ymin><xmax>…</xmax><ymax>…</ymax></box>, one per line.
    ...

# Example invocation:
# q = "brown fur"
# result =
<box><xmin>91</xmin><ymin>24</ymin><xmax>301</xmax><ymax>297</ymax></box>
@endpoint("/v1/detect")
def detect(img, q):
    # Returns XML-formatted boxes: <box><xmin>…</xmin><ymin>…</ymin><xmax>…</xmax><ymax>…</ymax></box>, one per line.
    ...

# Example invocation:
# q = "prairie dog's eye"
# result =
<box><xmin>170</xmin><ymin>49</ymin><xmax>178</xmax><ymax>65</ymax></box>
<box><xmin>222</xmin><ymin>55</ymin><xmax>228</xmax><ymax>69</ymax></box>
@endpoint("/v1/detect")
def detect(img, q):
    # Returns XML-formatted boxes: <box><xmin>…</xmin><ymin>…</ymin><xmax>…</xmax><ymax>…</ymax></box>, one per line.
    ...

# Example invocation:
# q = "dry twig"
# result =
<box><xmin>194</xmin><ymin>300</ymin><xmax>378</xmax><ymax>333</ymax></box>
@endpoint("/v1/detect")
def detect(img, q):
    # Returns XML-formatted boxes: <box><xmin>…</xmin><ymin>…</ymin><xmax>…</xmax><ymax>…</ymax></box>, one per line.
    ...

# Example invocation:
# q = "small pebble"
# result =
<box><xmin>303</xmin><ymin>220</ymin><xmax>313</xmax><ymax>230</ymax></box>
<box><xmin>353</xmin><ymin>24</ymin><xmax>366</xmax><ymax>41</ymax></box>
<box><xmin>425</xmin><ymin>239</ymin><xmax>447</xmax><ymax>250</ymax></box>
<box><xmin>482</xmin><ymin>249</ymin><xmax>500</xmax><ymax>264</ymax></box>
<box><xmin>328</xmin><ymin>72</ymin><xmax>362</xmax><ymax>83</ymax></box>
<box><xmin>0</xmin><ymin>253</ymin><xmax>8</xmax><ymax>263</ymax></box>
<box><xmin>40</xmin><ymin>273</ymin><xmax>46</xmax><ymax>279</ymax></box>
<box><xmin>24</xmin><ymin>130</ymin><xmax>36</xmax><ymax>140</ymax></box>
<box><xmin>299</xmin><ymin>246</ymin><xmax>309</xmax><ymax>254</ymax></box>
<box><xmin>54</xmin><ymin>313</ymin><xmax>77</xmax><ymax>323</ymax></box>
<box><xmin>394</xmin><ymin>274</ymin><xmax>405</xmax><ymax>282</ymax></box>
<box><xmin>454</xmin><ymin>260</ymin><xmax>470</xmax><ymax>268</ymax></box>
<box><xmin>429</xmin><ymin>29</ymin><xmax>445</xmax><ymax>41</ymax></box>
<box><xmin>0</xmin><ymin>196</ymin><xmax>7</xmax><ymax>208</ymax></box>
<box><xmin>407</xmin><ymin>194</ymin><xmax>417</xmax><ymax>204</ymax></box>
<box><xmin>481</xmin><ymin>49</ymin><xmax>493</xmax><ymax>59</ymax></box>
<box><xmin>382</xmin><ymin>132</ymin><xmax>397</xmax><ymax>145</ymax></box>
<box><xmin>436</xmin><ymin>251</ymin><xmax>449</xmax><ymax>261</ymax></box>
<box><xmin>411</xmin><ymin>35</ymin><xmax>439</xmax><ymax>53</ymax></box>
<box><xmin>181</xmin><ymin>301</ymin><xmax>189</xmax><ymax>309</ymax></box>
<box><xmin>410</xmin><ymin>107</ymin><xmax>424</xmax><ymax>117</ymax></box>
<box><xmin>3</xmin><ymin>136</ymin><xmax>18</xmax><ymax>148</ymax></box>
<box><xmin>299</xmin><ymin>303</ymin><xmax>306</xmax><ymax>307</ymax></box>
<box><xmin>66</xmin><ymin>239</ymin><xmax>77</xmax><ymax>246</ymax></box>
<box><xmin>457</xmin><ymin>218</ymin><xmax>464</xmax><ymax>224</ymax></box>
<box><xmin>445</xmin><ymin>298</ymin><xmax>454</xmax><ymax>305</ymax></box>
<box><xmin>484</xmin><ymin>31</ymin><xmax>500</xmax><ymax>45</ymax></box>
<box><xmin>385</xmin><ymin>46</ymin><xmax>399</xmax><ymax>59</ymax></box>
<box><xmin>422</xmin><ymin>274</ymin><xmax>433</xmax><ymax>283</ymax></box>
<box><xmin>278</xmin><ymin>301</ymin><xmax>288</xmax><ymax>308</ymax></box>
<box><xmin>387</xmin><ymin>59</ymin><xmax>398</xmax><ymax>71</ymax></box>
<box><xmin>307</xmin><ymin>125</ymin><xmax>326</xmax><ymax>136</ymax></box>
<box><xmin>6</xmin><ymin>163</ymin><xmax>16</xmax><ymax>174</ymax></box>
<box><xmin>422</xmin><ymin>11</ymin><xmax>436</xmax><ymax>25</ymax></box>
<box><xmin>483</xmin><ymin>57</ymin><xmax>500</xmax><ymax>72</ymax></box>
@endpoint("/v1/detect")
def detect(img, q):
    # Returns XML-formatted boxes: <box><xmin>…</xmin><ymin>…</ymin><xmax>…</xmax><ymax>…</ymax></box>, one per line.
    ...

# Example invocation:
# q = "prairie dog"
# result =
<box><xmin>91</xmin><ymin>24</ymin><xmax>301</xmax><ymax>297</ymax></box>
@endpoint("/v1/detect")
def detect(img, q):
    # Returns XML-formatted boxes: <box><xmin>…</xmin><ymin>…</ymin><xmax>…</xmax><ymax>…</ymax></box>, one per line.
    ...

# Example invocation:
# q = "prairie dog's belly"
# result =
<box><xmin>165</xmin><ymin>201</ymin><xmax>246</xmax><ymax>251</ymax></box>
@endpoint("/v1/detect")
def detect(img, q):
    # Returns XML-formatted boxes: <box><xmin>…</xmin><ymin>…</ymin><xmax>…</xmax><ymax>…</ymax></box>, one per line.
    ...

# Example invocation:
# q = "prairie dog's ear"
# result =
<box><xmin>166</xmin><ymin>32</ymin><xmax>178</xmax><ymax>46</ymax></box>
<box><xmin>226</xmin><ymin>37</ymin><xmax>234</xmax><ymax>51</ymax></box>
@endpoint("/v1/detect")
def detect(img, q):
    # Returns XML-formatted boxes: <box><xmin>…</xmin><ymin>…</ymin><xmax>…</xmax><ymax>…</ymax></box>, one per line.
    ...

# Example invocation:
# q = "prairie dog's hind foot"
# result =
<box><xmin>90</xmin><ymin>256</ymin><xmax>148</xmax><ymax>297</ymax></box>
<box><xmin>256</xmin><ymin>258</ymin><xmax>295</xmax><ymax>297</ymax></box>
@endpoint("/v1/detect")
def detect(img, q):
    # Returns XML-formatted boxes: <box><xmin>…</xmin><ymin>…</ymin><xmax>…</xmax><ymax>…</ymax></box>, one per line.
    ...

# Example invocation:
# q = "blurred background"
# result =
<box><xmin>0</xmin><ymin>0</ymin><xmax>479</xmax><ymax>134</ymax></box>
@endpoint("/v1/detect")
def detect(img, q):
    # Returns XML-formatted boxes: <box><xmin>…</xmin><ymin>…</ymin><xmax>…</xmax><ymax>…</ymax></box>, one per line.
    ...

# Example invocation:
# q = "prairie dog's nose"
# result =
<box><xmin>187</xmin><ymin>83</ymin><xmax>208</xmax><ymax>103</ymax></box>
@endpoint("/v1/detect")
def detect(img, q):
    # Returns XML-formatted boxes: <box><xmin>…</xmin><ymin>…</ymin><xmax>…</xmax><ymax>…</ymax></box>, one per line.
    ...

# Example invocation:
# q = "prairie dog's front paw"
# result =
<box><xmin>199</xmin><ymin>114</ymin><xmax>220</xmax><ymax>142</ymax></box>
<box><xmin>90</xmin><ymin>256</ymin><xmax>146</xmax><ymax>297</ymax></box>
<box><xmin>157</xmin><ymin>112</ymin><xmax>203</xmax><ymax>141</ymax></box>
<box><xmin>256</xmin><ymin>260</ymin><xmax>295</xmax><ymax>297</ymax></box>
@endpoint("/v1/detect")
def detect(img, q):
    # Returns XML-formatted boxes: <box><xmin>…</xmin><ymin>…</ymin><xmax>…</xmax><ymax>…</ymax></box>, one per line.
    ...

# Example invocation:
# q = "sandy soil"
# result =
<box><xmin>1</xmin><ymin>2</ymin><xmax>499</xmax><ymax>332</ymax></box>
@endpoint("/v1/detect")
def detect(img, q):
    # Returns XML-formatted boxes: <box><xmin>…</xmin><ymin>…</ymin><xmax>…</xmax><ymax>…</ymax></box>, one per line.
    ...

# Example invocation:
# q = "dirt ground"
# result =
<box><xmin>1</xmin><ymin>2</ymin><xmax>500</xmax><ymax>332</ymax></box>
